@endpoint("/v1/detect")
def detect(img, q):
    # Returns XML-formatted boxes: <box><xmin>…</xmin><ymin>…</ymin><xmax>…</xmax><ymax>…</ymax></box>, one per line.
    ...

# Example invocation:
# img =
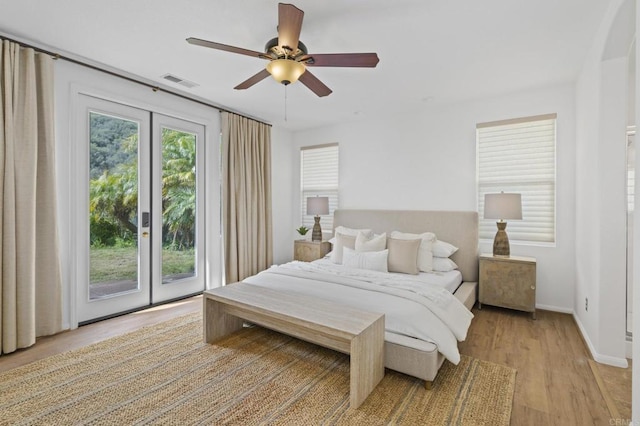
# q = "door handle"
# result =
<box><xmin>142</xmin><ymin>231</ymin><xmax>149</xmax><ymax>238</ymax></box>
<box><xmin>142</xmin><ymin>212</ymin><xmax>150</xmax><ymax>228</ymax></box>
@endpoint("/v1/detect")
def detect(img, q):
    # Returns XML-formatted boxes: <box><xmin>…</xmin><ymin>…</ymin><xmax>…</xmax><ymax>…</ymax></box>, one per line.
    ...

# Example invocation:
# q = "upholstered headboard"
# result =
<box><xmin>332</xmin><ymin>209</ymin><xmax>479</xmax><ymax>283</ymax></box>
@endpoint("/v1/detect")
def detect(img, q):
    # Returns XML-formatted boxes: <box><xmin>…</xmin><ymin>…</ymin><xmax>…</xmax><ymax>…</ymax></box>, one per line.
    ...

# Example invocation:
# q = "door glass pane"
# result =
<box><xmin>89</xmin><ymin>112</ymin><xmax>139</xmax><ymax>300</ymax></box>
<box><xmin>161</xmin><ymin>127</ymin><xmax>196</xmax><ymax>284</ymax></box>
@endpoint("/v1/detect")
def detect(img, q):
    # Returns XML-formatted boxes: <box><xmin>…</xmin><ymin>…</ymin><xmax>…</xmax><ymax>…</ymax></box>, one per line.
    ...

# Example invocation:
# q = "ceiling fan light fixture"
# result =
<box><xmin>266</xmin><ymin>59</ymin><xmax>305</xmax><ymax>85</ymax></box>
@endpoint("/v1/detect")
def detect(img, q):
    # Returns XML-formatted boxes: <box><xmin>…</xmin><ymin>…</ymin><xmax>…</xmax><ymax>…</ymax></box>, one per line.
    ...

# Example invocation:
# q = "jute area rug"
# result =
<box><xmin>0</xmin><ymin>312</ymin><xmax>516</xmax><ymax>425</ymax></box>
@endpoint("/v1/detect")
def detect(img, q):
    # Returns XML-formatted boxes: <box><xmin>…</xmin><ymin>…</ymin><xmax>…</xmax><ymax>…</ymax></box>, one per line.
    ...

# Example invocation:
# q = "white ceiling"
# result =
<box><xmin>0</xmin><ymin>0</ymin><xmax>610</xmax><ymax>131</ymax></box>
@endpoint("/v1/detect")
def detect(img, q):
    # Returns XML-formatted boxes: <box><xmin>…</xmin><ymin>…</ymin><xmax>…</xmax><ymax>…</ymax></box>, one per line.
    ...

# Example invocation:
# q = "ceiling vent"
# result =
<box><xmin>161</xmin><ymin>74</ymin><xmax>199</xmax><ymax>89</ymax></box>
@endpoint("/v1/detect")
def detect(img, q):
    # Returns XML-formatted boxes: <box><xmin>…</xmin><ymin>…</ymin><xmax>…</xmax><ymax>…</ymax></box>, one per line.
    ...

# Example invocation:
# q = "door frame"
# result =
<box><xmin>75</xmin><ymin>94</ymin><xmax>152</xmax><ymax>323</ymax></box>
<box><xmin>65</xmin><ymin>78</ymin><xmax>222</xmax><ymax>328</ymax></box>
<box><xmin>151</xmin><ymin>113</ymin><xmax>206</xmax><ymax>303</ymax></box>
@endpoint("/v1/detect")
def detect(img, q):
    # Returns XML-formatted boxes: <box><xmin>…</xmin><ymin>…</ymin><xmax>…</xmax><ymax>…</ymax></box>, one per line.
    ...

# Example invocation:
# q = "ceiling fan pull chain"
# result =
<box><xmin>284</xmin><ymin>85</ymin><xmax>288</xmax><ymax>122</ymax></box>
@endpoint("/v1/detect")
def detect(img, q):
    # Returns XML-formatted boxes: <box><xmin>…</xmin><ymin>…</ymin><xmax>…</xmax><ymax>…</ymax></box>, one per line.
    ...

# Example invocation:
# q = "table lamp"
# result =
<box><xmin>307</xmin><ymin>196</ymin><xmax>329</xmax><ymax>242</ymax></box>
<box><xmin>484</xmin><ymin>192</ymin><xmax>522</xmax><ymax>257</ymax></box>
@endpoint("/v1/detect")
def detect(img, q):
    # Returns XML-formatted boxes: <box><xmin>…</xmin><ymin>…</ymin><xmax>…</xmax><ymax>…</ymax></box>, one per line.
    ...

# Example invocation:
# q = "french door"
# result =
<box><xmin>76</xmin><ymin>95</ymin><xmax>205</xmax><ymax>323</ymax></box>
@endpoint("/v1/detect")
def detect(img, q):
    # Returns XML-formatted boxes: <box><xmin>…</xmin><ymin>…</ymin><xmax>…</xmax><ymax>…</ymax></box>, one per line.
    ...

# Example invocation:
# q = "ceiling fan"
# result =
<box><xmin>187</xmin><ymin>3</ymin><xmax>379</xmax><ymax>97</ymax></box>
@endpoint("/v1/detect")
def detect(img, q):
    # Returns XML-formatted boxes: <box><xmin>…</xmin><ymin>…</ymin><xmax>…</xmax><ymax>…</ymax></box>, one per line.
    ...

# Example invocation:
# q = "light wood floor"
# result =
<box><xmin>0</xmin><ymin>296</ymin><xmax>202</xmax><ymax>373</ymax></box>
<box><xmin>0</xmin><ymin>297</ymin><xmax>632</xmax><ymax>425</ymax></box>
<box><xmin>459</xmin><ymin>305</ymin><xmax>631</xmax><ymax>425</ymax></box>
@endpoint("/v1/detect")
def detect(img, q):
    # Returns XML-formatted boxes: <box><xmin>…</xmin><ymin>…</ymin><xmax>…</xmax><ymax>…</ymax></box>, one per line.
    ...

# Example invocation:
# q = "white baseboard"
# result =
<box><xmin>535</xmin><ymin>303</ymin><xmax>573</xmax><ymax>314</ymax></box>
<box><xmin>572</xmin><ymin>313</ymin><xmax>629</xmax><ymax>368</ymax></box>
<box><xmin>595</xmin><ymin>352</ymin><xmax>630</xmax><ymax>368</ymax></box>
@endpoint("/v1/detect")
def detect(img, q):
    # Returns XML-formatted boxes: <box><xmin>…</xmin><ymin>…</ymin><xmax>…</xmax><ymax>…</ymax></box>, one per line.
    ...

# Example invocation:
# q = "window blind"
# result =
<box><xmin>300</xmin><ymin>144</ymin><xmax>339</xmax><ymax>231</ymax></box>
<box><xmin>477</xmin><ymin>114</ymin><xmax>556</xmax><ymax>243</ymax></box>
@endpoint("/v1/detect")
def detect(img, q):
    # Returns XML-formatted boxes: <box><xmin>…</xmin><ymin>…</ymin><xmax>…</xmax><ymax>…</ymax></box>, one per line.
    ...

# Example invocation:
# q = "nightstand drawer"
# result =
<box><xmin>294</xmin><ymin>240</ymin><xmax>331</xmax><ymax>262</ymax></box>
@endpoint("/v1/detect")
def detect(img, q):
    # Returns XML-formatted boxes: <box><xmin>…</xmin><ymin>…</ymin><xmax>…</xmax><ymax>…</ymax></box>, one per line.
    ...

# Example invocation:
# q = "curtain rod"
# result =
<box><xmin>0</xmin><ymin>35</ymin><xmax>272</xmax><ymax>127</ymax></box>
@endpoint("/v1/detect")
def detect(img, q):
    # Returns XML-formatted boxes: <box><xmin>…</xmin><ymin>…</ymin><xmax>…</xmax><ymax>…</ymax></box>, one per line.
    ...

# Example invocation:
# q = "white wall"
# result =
<box><xmin>599</xmin><ymin>57</ymin><xmax>629</xmax><ymax>363</ymax></box>
<box><xmin>633</xmin><ymin>0</ymin><xmax>640</xmax><ymax>421</ymax></box>
<box><xmin>574</xmin><ymin>0</ymin><xmax>633</xmax><ymax>369</ymax></box>
<box><xmin>270</xmin><ymin>126</ymin><xmax>295</xmax><ymax>265</ymax></box>
<box><xmin>277</xmin><ymin>83</ymin><xmax>577</xmax><ymax>311</ymax></box>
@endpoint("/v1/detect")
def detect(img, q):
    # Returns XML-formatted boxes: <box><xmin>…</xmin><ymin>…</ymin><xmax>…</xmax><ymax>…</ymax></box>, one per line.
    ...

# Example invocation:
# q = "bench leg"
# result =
<box><xmin>204</xmin><ymin>296</ymin><xmax>244</xmax><ymax>343</ymax></box>
<box><xmin>349</xmin><ymin>316</ymin><xmax>385</xmax><ymax>408</ymax></box>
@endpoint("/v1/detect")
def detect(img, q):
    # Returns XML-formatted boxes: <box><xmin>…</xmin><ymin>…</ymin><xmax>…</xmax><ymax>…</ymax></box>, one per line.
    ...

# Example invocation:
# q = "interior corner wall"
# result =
<box><xmin>575</xmin><ymin>35</ymin><xmax>603</xmax><ymax>361</ymax></box>
<box><xmin>574</xmin><ymin>0</ymin><xmax>633</xmax><ymax>369</ymax></box>
<box><xmin>278</xmin><ymin>84</ymin><xmax>577</xmax><ymax>312</ymax></box>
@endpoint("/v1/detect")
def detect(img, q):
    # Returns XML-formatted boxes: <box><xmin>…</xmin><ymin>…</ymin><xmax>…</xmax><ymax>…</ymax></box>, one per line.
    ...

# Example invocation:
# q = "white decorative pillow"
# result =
<box><xmin>355</xmin><ymin>232</ymin><xmax>387</xmax><ymax>252</ymax></box>
<box><xmin>433</xmin><ymin>239</ymin><xmax>458</xmax><ymax>258</ymax></box>
<box><xmin>390</xmin><ymin>231</ymin><xmax>436</xmax><ymax>272</ymax></box>
<box><xmin>334</xmin><ymin>226</ymin><xmax>374</xmax><ymax>238</ymax></box>
<box><xmin>387</xmin><ymin>238</ymin><xmax>420</xmax><ymax>275</ymax></box>
<box><xmin>330</xmin><ymin>226</ymin><xmax>375</xmax><ymax>245</ymax></box>
<box><xmin>433</xmin><ymin>257</ymin><xmax>459</xmax><ymax>272</ymax></box>
<box><xmin>329</xmin><ymin>233</ymin><xmax>356</xmax><ymax>264</ymax></box>
<box><xmin>342</xmin><ymin>247</ymin><xmax>388</xmax><ymax>273</ymax></box>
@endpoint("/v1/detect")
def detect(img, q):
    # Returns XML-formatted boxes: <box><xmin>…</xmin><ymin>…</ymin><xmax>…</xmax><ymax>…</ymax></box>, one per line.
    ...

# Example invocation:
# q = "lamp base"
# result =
<box><xmin>312</xmin><ymin>216</ymin><xmax>322</xmax><ymax>242</ymax></box>
<box><xmin>493</xmin><ymin>221</ymin><xmax>510</xmax><ymax>257</ymax></box>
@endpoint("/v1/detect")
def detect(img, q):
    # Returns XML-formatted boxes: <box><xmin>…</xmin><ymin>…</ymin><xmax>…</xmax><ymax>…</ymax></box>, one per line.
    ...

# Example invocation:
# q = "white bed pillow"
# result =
<box><xmin>329</xmin><ymin>226</ymin><xmax>374</xmax><ymax>245</ymax></box>
<box><xmin>433</xmin><ymin>239</ymin><xmax>458</xmax><ymax>258</ymax></box>
<box><xmin>329</xmin><ymin>233</ymin><xmax>356</xmax><ymax>264</ymax></box>
<box><xmin>334</xmin><ymin>226</ymin><xmax>374</xmax><ymax>238</ymax></box>
<box><xmin>387</xmin><ymin>238</ymin><xmax>421</xmax><ymax>275</ymax></box>
<box><xmin>342</xmin><ymin>247</ymin><xmax>388</xmax><ymax>272</ymax></box>
<box><xmin>389</xmin><ymin>231</ymin><xmax>436</xmax><ymax>272</ymax></box>
<box><xmin>355</xmin><ymin>232</ymin><xmax>387</xmax><ymax>252</ymax></box>
<box><xmin>432</xmin><ymin>257</ymin><xmax>459</xmax><ymax>272</ymax></box>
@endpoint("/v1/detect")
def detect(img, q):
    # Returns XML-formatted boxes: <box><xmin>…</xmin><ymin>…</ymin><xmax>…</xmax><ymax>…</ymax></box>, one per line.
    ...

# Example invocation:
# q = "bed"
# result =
<box><xmin>243</xmin><ymin>209</ymin><xmax>479</xmax><ymax>388</ymax></box>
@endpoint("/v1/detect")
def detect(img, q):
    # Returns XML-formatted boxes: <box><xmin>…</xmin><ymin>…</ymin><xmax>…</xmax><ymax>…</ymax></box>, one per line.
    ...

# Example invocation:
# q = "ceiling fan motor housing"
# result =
<box><xmin>264</xmin><ymin>37</ymin><xmax>308</xmax><ymax>59</ymax></box>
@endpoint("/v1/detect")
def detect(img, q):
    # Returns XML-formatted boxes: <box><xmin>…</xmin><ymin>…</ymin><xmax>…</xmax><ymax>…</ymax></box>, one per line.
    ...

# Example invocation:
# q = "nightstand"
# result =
<box><xmin>479</xmin><ymin>253</ymin><xmax>537</xmax><ymax>319</ymax></box>
<box><xmin>294</xmin><ymin>240</ymin><xmax>331</xmax><ymax>262</ymax></box>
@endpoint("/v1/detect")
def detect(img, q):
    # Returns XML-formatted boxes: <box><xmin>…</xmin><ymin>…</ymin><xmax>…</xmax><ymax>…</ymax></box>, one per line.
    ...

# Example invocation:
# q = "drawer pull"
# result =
<box><xmin>531</xmin><ymin>286</ymin><xmax>535</xmax><ymax>290</ymax></box>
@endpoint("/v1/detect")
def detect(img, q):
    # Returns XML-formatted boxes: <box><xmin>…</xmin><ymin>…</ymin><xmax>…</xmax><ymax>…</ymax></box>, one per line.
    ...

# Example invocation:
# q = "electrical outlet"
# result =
<box><xmin>585</xmin><ymin>297</ymin><xmax>588</xmax><ymax>312</ymax></box>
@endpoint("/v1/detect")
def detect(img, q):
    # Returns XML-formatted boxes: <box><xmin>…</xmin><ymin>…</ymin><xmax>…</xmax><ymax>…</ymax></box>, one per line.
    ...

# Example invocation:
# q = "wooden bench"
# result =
<box><xmin>203</xmin><ymin>282</ymin><xmax>385</xmax><ymax>408</ymax></box>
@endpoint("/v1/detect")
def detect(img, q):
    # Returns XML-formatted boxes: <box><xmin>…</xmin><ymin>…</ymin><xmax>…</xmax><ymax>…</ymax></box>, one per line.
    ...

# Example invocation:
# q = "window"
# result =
<box><xmin>300</xmin><ymin>144</ymin><xmax>339</xmax><ymax>231</ymax></box>
<box><xmin>477</xmin><ymin>114</ymin><xmax>556</xmax><ymax>244</ymax></box>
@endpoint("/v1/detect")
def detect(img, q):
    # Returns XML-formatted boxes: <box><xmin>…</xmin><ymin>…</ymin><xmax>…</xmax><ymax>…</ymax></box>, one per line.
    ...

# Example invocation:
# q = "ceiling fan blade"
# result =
<box><xmin>303</xmin><ymin>53</ymin><xmax>380</xmax><ymax>67</ymax></box>
<box><xmin>298</xmin><ymin>70</ymin><xmax>332</xmax><ymax>97</ymax></box>
<box><xmin>187</xmin><ymin>37</ymin><xmax>265</xmax><ymax>59</ymax></box>
<box><xmin>278</xmin><ymin>3</ymin><xmax>304</xmax><ymax>53</ymax></box>
<box><xmin>234</xmin><ymin>69</ymin><xmax>271</xmax><ymax>90</ymax></box>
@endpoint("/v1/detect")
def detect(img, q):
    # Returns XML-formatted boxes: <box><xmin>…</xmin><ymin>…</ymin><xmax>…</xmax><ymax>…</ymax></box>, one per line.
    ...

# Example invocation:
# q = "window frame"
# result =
<box><xmin>476</xmin><ymin>113</ymin><xmax>557</xmax><ymax>246</ymax></box>
<box><xmin>299</xmin><ymin>143</ymin><xmax>339</xmax><ymax>235</ymax></box>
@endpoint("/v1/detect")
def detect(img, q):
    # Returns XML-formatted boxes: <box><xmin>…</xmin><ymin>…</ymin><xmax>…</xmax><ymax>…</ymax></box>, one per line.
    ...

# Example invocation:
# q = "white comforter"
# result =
<box><xmin>242</xmin><ymin>261</ymin><xmax>474</xmax><ymax>364</ymax></box>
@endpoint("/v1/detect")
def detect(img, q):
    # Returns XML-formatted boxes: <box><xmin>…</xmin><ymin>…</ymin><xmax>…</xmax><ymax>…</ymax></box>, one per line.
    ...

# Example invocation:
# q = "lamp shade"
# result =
<box><xmin>307</xmin><ymin>196</ymin><xmax>329</xmax><ymax>216</ymax></box>
<box><xmin>484</xmin><ymin>193</ymin><xmax>522</xmax><ymax>220</ymax></box>
<box><xmin>266</xmin><ymin>59</ymin><xmax>306</xmax><ymax>85</ymax></box>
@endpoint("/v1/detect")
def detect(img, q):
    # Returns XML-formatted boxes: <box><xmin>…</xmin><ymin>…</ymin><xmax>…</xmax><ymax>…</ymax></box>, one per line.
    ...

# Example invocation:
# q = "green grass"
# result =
<box><xmin>162</xmin><ymin>248</ymin><xmax>196</xmax><ymax>275</ymax></box>
<box><xmin>90</xmin><ymin>246</ymin><xmax>195</xmax><ymax>284</ymax></box>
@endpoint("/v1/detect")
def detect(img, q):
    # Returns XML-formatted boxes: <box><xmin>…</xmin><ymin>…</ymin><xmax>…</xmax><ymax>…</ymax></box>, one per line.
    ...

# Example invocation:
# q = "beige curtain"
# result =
<box><xmin>0</xmin><ymin>40</ymin><xmax>62</xmax><ymax>354</ymax></box>
<box><xmin>221</xmin><ymin>112</ymin><xmax>272</xmax><ymax>283</ymax></box>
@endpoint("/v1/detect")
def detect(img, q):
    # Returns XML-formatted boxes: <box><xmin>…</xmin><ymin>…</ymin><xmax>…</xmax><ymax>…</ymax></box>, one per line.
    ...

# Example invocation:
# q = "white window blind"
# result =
<box><xmin>300</xmin><ymin>144</ymin><xmax>339</xmax><ymax>231</ymax></box>
<box><xmin>477</xmin><ymin>114</ymin><xmax>556</xmax><ymax>244</ymax></box>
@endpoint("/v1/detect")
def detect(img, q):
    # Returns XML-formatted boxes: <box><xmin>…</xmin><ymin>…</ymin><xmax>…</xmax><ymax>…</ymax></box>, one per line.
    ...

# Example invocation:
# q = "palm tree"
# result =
<box><xmin>88</xmin><ymin>128</ymin><xmax>197</xmax><ymax>250</ymax></box>
<box><xmin>161</xmin><ymin>128</ymin><xmax>196</xmax><ymax>249</ymax></box>
<box><xmin>89</xmin><ymin>135</ymin><xmax>138</xmax><ymax>239</ymax></box>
